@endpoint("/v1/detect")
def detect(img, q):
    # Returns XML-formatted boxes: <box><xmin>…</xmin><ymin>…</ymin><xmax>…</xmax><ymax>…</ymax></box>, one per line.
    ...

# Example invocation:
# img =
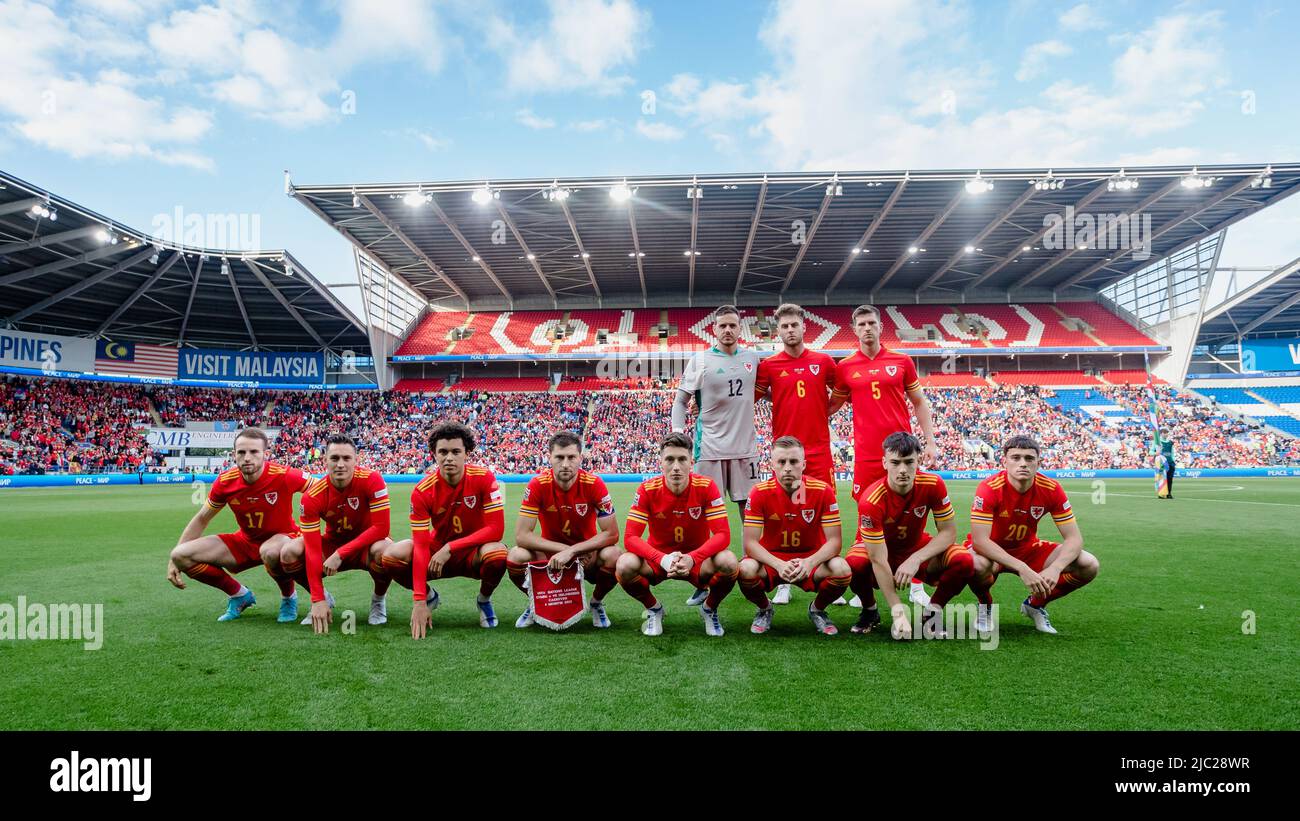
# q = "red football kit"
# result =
<box><xmin>755</xmin><ymin>348</ymin><xmax>838</xmax><ymax>484</ymax></box>
<box><xmin>409</xmin><ymin>465</ymin><xmax>505</xmax><ymax>600</ymax></box>
<box><xmin>625</xmin><ymin>473</ymin><xmax>729</xmax><ymax>586</ymax></box>
<box><xmin>299</xmin><ymin>468</ymin><xmax>391</xmax><ymax>602</ymax></box>
<box><xmin>205</xmin><ymin>462</ymin><xmax>310</xmax><ymax>569</ymax></box>
<box><xmin>518</xmin><ymin>468</ymin><xmax>616</xmax><ymax>544</ymax></box>
<box><xmin>831</xmin><ymin>347</ymin><xmax>922</xmax><ymax>496</ymax></box>
<box><xmin>965</xmin><ymin>470</ymin><xmax>1075</xmax><ymax>572</ymax></box>
<box><xmin>742</xmin><ymin>476</ymin><xmax>841</xmax><ymax>591</ymax></box>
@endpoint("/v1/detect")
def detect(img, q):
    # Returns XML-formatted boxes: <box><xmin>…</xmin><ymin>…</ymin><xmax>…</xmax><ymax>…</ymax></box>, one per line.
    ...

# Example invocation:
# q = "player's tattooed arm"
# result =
<box><xmin>968</xmin><ymin>520</ymin><xmax>1050</xmax><ymax>598</ymax></box>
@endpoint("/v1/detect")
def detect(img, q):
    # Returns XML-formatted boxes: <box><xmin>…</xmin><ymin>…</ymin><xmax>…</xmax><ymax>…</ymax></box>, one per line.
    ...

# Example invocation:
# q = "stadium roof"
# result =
<box><xmin>0</xmin><ymin>169</ymin><xmax>369</xmax><ymax>353</ymax></box>
<box><xmin>291</xmin><ymin>163</ymin><xmax>1300</xmax><ymax>312</ymax></box>
<box><xmin>1198</xmin><ymin>255</ymin><xmax>1300</xmax><ymax>348</ymax></box>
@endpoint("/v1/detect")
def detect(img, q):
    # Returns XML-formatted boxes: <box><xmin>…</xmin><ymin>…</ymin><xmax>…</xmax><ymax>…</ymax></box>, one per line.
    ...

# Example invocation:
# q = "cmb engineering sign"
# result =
<box><xmin>147</xmin><ymin>429</ymin><xmax>281</xmax><ymax>449</ymax></box>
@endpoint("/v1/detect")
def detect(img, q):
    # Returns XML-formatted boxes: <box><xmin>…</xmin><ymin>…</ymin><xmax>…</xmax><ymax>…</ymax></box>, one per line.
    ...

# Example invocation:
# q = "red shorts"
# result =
<box><xmin>219</xmin><ymin>529</ymin><xmax>300</xmax><ymax>572</ymax></box>
<box><xmin>642</xmin><ymin>551</ymin><xmax>711</xmax><ymax>587</ymax></box>
<box><xmin>964</xmin><ymin>535</ymin><xmax>1059</xmax><ymax>573</ymax></box>
<box><xmin>803</xmin><ymin>449</ymin><xmax>836</xmax><ymax>488</ymax></box>
<box><xmin>852</xmin><ymin>460</ymin><xmax>885</xmax><ymax>499</ymax></box>
<box><xmin>432</xmin><ymin>544</ymin><xmax>491</xmax><ymax>580</ymax></box>
<box><xmin>849</xmin><ymin>535</ymin><xmax>971</xmax><ymax>585</ymax></box>
<box><xmin>753</xmin><ymin>551</ymin><xmax>820</xmax><ymax>592</ymax></box>
<box><xmin>322</xmin><ymin>539</ymin><xmax>375</xmax><ymax>572</ymax></box>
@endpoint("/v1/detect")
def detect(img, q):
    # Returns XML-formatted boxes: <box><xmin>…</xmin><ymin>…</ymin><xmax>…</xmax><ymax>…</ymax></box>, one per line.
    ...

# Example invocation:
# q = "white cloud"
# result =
<box><xmin>636</xmin><ymin>118</ymin><xmax>683</xmax><ymax>141</ymax></box>
<box><xmin>383</xmin><ymin>127</ymin><xmax>452</xmax><ymax>151</ymax></box>
<box><xmin>1059</xmin><ymin>3</ymin><xmax>1105</xmax><ymax>31</ymax></box>
<box><xmin>492</xmin><ymin>0</ymin><xmax>649</xmax><ymax>94</ymax></box>
<box><xmin>516</xmin><ymin>108</ymin><xmax>556</xmax><ymax>129</ymax></box>
<box><xmin>569</xmin><ymin>117</ymin><xmax>617</xmax><ymax>131</ymax></box>
<box><xmin>0</xmin><ymin>0</ymin><xmax>215</xmax><ymax>169</ymax></box>
<box><xmin>668</xmin><ymin>2</ymin><xmax>1229</xmax><ymax>170</ymax></box>
<box><xmin>664</xmin><ymin>73</ymin><xmax>755</xmax><ymax>122</ymax></box>
<box><xmin>1016</xmin><ymin>39</ymin><xmax>1072</xmax><ymax>82</ymax></box>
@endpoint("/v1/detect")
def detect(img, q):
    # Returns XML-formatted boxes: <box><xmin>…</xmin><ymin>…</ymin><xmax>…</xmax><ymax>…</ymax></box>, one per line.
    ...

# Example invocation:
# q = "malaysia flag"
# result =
<box><xmin>94</xmin><ymin>340</ymin><xmax>179</xmax><ymax>378</ymax></box>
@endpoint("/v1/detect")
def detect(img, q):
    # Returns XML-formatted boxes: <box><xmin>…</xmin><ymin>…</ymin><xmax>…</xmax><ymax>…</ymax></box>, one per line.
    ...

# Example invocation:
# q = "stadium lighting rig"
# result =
<box><xmin>1180</xmin><ymin>168</ymin><xmax>1216</xmax><ymax>189</ymax></box>
<box><xmin>471</xmin><ymin>183</ymin><xmax>499</xmax><ymax>205</ymax></box>
<box><xmin>1108</xmin><ymin>170</ymin><xmax>1139</xmax><ymax>191</ymax></box>
<box><xmin>542</xmin><ymin>182</ymin><xmax>571</xmax><ymax>201</ymax></box>
<box><xmin>28</xmin><ymin>200</ymin><xmax>57</xmax><ymax>221</ymax></box>
<box><xmin>404</xmin><ymin>188</ymin><xmax>432</xmax><ymax>207</ymax></box>
<box><xmin>1031</xmin><ymin>172</ymin><xmax>1064</xmax><ymax>191</ymax></box>
<box><xmin>609</xmin><ymin>180</ymin><xmax>636</xmax><ymax>202</ymax></box>
<box><xmin>94</xmin><ymin>227</ymin><xmax>118</xmax><ymax>244</ymax></box>
<box><xmin>1250</xmin><ymin>166</ymin><xmax>1273</xmax><ymax>188</ymax></box>
<box><xmin>851</xmin><ymin>246</ymin><xmax>869</xmax><ymax>255</ymax></box>
<box><xmin>964</xmin><ymin>172</ymin><xmax>994</xmax><ymax>194</ymax></box>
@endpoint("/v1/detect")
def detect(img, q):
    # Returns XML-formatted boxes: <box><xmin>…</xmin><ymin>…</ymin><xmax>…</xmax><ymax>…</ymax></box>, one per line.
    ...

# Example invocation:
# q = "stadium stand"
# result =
<box><xmin>392</xmin><ymin>378</ymin><xmax>446</xmax><ymax>393</ymax></box>
<box><xmin>390</xmin><ymin>302</ymin><xmax>1160</xmax><ymax>356</ymax></box>
<box><xmin>991</xmin><ymin>370</ymin><xmax>1104</xmax><ymax>386</ymax></box>
<box><xmin>448</xmin><ymin>376</ymin><xmax>551</xmax><ymax>393</ymax></box>
<box><xmin>4</xmin><ymin>374</ymin><xmax>1295</xmax><ymax>478</ymax></box>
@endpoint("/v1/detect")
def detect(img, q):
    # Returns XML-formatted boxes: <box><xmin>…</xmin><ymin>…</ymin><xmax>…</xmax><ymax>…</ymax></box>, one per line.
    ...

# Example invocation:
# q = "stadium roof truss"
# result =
<box><xmin>1197</xmin><ymin>254</ymin><xmax>1300</xmax><ymax>351</ymax></box>
<box><xmin>290</xmin><ymin>163</ymin><xmax>1300</xmax><ymax>312</ymax></box>
<box><xmin>0</xmin><ymin>170</ymin><xmax>370</xmax><ymax>354</ymax></box>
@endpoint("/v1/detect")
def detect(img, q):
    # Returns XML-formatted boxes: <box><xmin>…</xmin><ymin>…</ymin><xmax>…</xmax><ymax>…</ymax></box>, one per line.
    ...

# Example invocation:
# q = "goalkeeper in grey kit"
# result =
<box><xmin>671</xmin><ymin>304</ymin><xmax>762</xmax><ymax>607</ymax></box>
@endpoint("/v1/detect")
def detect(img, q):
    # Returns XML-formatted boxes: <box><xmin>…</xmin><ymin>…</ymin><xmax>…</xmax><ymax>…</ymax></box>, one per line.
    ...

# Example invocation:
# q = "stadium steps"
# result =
<box><xmin>550</xmin><ymin>311</ymin><xmax>570</xmax><ymax>355</ymax></box>
<box><xmin>659</xmin><ymin>308</ymin><xmax>669</xmax><ymax>352</ymax></box>
<box><xmin>1245</xmin><ymin>389</ymin><xmax>1300</xmax><ymax>422</ymax></box>
<box><xmin>1046</xmin><ymin>304</ymin><xmax>1108</xmax><ymax>347</ymax></box>
<box><xmin>144</xmin><ymin>397</ymin><xmax>163</xmax><ymax>426</ymax></box>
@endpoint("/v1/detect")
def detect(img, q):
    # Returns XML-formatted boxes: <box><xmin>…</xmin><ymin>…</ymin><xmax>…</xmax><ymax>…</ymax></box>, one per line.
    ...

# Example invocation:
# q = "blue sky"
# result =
<box><xmin>2</xmin><ymin>0</ymin><xmax>1298</xmax><ymax>317</ymax></box>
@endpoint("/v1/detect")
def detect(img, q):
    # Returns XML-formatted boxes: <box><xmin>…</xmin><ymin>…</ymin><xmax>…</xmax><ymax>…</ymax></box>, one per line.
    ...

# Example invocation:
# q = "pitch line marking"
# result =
<box><xmin>1106</xmin><ymin>492</ymin><xmax>1300</xmax><ymax>507</ymax></box>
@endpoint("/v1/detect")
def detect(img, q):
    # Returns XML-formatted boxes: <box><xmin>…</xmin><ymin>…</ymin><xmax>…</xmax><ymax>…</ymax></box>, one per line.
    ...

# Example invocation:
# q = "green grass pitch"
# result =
<box><xmin>1</xmin><ymin>478</ymin><xmax>1296</xmax><ymax>730</ymax></box>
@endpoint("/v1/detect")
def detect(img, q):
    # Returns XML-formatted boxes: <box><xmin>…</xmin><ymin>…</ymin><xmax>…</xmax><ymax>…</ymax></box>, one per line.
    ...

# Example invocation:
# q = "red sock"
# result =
<box><xmin>970</xmin><ymin>571</ymin><xmax>995</xmax><ymax>605</ymax></box>
<box><xmin>591</xmin><ymin>567</ymin><xmax>617</xmax><ymax>602</ymax></box>
<box><xmin>620</xmin><ymin>575</ymin><xmax>658</xmax><ymax>609</ymax></box>
<box><xmin>184</xmin><ymin>562</ymin><xmax>243</xmax><ymax>596</ymax></box>
<box><xmin>506</xmin><ymin>560</ymin><xmax>529</xmax><ymax>593</ymax></box>
<box><xmin>813</xmin><ymin>573</ymin><xmax>851</xmax><ymax>611</ymax></box>
<box><xmin>705</xmin><ymin>568</ymin><xmax>738</xmax><ymax>610</ymax></box>
<box><xmin>281</xmin><ymin>558</ymin><xmax>309</xmax><ymax>592</ymax></box>
<box><xmin>264</xmin><ymin>561</ymin><xmax>296</xmax><ymax>597</ymax></box>
<box><xmin>844</xmin><ymin>548</ymin><xmax>877</xmax><ymax>608</ymax></box>
<box><xmin>1029</xmin><ymin>571</ymin><xmax>1091</xmax><ymax>608</ymax></box>
<box><xmin>739</xmin><ymin>577</ymin><xmax>772</xmax><ymax>609</ymax></box>
<box><xmin>381</xmin><ymin>556</ymin><xmax>412</xmax><ymax>591</ymax></box>
<box><xmin>931</xmin><ymin>550</ymin><xmax>975</xmax><ymax>609</ymax></box>
<box><xmin>369</xmin><ymin>570</ymin><xmax>391</xmax><ymax>596</ymax></box>
<box><xmin>478</xmin><ymin>549</ymin><xmax>507</xmax><ymax>598</ymax></box>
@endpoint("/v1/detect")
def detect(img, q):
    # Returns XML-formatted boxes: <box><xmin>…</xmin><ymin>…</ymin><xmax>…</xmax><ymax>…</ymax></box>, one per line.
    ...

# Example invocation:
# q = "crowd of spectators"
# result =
<box><xmin>2</xmin><ymin>374</ymin><xmax>1297</xmax><ymax>477</ymax></box>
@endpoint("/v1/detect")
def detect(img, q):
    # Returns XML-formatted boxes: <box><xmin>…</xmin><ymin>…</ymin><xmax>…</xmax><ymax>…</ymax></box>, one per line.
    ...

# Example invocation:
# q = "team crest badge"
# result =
<box><xmin>463</xmin><ymin>495</ymin><xmax>477</xmax><ymax>509</ymax></box>
<box><xmin>347</xmin><ymin>497</ymin><xmax>360</xmax><ymax>510</ymax></box>
<box><xmin>973</xmin><ymin>496</ymin><xmax>984</xmax><ymax>510</ymax></box>
<box><xmin>809</xmin><ymin>364</ymin><xmax>820</xmax><ymax>375</ymax></box>
<box><xmin>801</xmin><ymin>508</ymin><xmax>815</xmax><ymax>524</ymax></box>
<box><xmin>744</xmin><ymin>362</ymin><xmax>754</xmax><ymax>372</ymax></box>
<box><xmin>913</xmin><ymin>506</ymin><xmax>927</xmax><ymax>518</ymax></box>
<box><xmin>1030</xmin><ymin>506</ymin><xmax>1045</xmax><ymax>519</ymax></box>
<box><xmin>861</xmin><ymin>515</ymin><xmax>874</xmax><ymax>529</ymax></box>
<box><xmin>885</xmin><ymin>365</ymin><xmax>898</xmax><ymax>377</ymax></box>
<box><xmin>575</xmin><ymin>503</ymin><xmax>588</xmax><ymax>517</ymax></box>
<box><xmin>265</xmin><ymin>492</ymin><xmax>278</xmax><ymax>505</ymax></box>
<box><xmin>688</xmin><ymin>506</ymin><xmax>702</xmax><ymax>519</ymax></box>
